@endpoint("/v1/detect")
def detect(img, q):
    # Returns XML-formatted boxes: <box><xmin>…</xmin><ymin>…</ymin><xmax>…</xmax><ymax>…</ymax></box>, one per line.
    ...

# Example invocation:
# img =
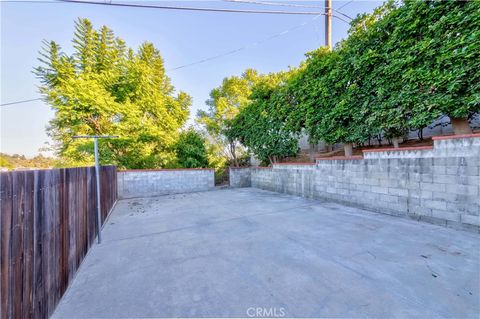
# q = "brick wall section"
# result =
<box><xmin>118</xmin><ymin>169</ymin><xmax>215</xmax><ymax>199</ymax></box>
<box><xmin>229</xmin><ymin>167</ymin><xmax>252</xmax><ymax>187</ymax></box>
<box><xmin>249</xmin><ymin>136</ymin><xmax>480</xmax><ymax>233</ymax></box>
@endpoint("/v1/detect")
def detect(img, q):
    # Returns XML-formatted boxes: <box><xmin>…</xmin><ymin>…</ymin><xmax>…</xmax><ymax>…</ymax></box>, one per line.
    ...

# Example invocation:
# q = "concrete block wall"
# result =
<box><xmin>363</xmin><ymin>133</ymin><xmax>480</xmax><ymax>159</ymax></box>
<box><xmin>432</xmin><ymin>133</ymin><xmax>480</xmax><ymax>157</ymax></box>
<box><xmin>229</xmin><ymin>167</ymin><xmax>252</xmax><ymax>188</ymax></box>
<box><xmin>248</xmin><ymin>135</ymin><xmax>480</xmax><ymax>233</ymax></box>
<box><xmin>118</xmin><ymin>169</ymin><xmax>215</xmax><ymax>199</ymax></box>
<box><xmin>363</xmin><ymin>146</ymin><xmax>435</xmax><ymax>159</ymax></box>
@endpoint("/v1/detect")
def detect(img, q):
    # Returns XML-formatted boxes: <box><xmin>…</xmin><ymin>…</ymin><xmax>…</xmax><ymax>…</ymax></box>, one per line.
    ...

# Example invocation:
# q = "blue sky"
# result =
<box><xmin>1</xmin><ymin>0</ymin><xmax>382</xmax><ymax>157</ymax></box>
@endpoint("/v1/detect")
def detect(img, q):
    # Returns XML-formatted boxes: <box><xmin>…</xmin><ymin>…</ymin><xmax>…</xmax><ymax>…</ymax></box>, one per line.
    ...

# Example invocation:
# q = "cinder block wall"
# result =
<box><xmin>229</xmin><ymin>167</ymin><xmax>252</xmax><ymax>187</ymax></box>
<box><xmin>118</xmin><ymin>169</ymin><xmax>215</xmax><ymax>199</ymax></box>
<box><xmin>248</xmin><ymin>135</ymin><xmax>480</xmax><ymax>232</ymax></box>
<box><xmin>363</xmin><ymin>134</ymin><xmax>480</xmax><ymax>159</ymax></box>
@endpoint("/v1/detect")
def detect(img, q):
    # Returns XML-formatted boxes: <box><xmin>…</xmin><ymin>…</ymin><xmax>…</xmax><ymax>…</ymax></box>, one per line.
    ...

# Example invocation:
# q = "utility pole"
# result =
<box><xmin>325</xmin><ymin>0</ymin><xmax>332</xmax><ymax>50</ymax></box>
<box><xmin>73</xmin><ymin>135</ymin><xmax>118</xmax><ymax>244</ymax></box>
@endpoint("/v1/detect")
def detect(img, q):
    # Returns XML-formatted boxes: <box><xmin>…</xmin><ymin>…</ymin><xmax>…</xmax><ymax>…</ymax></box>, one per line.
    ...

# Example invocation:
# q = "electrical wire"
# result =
<box><xmin>0</xmin><ymin>98</ymin><xmax>42</xmax><ymax>107</ymax></box>
<box><xmin>57</xmin><ymin>0</ymin><xmax>326</xmax><ymax>15</ymax></box>
<box><xmin>1</xmin><ymin>14</ymin><xmax>318</xmax><ymax>105</ymax></box>
<box><xmin>337</xmin><ymin>0</ymin><xmax>354</xmax><ymax>11</ymax></box>
<box><xmin>1</xmin><ymin>1</ymin><xmax>59</xmax><ymax>3</ymax></box>
<box><xmin>3</xmin><ymin>0</ymin><xmax>352</xmax><ymax>21</ymax></box>
<box><xmin>1</xmin><ymin>1</ymin><xmax>346</xmax><ymax>104</ymax></box>
<box><xmin>168</xmin><ymin>14</ymin><xmax>322</xmax><ymax>71</ymax></box>
<box><xmin>223</xmin><ymin>0</ymin><xmax>353</xmax><ymax>20</ymax></box>
<box><xmin>2</xmin><ymin>0</ymin><xmax>350</xmax><ymax>21</ymax></box>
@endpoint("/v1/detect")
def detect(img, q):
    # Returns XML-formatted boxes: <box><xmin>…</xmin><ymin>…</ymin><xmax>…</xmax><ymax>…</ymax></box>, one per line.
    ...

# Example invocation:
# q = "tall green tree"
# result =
<box><xmin>197</xmin><ymin>69</ymin><xmax>260</xmax><ymax>166</ymax></box>
<box><xmin>337</xmin><ymin>1</ymin><xmax>409</xmax><ymax>144</ymax></box>
<box><xmin>288</xmin><ymin>0</ymin><xmax>479</xmax><ymax>154</ymax></box>
<box><xmin>229</xmin><ymin>72</ymin><xmax>299</xmax><ymax>165</ymax></box>
<box><xmin>386</xmin><ymin>0</ymin><xmax>480</xmax><ymax>134</ymax></box>
<box><xmin>291</xmin><ymin>47</ymin><xmax>369</xmax><ymax>155</ymax></box>
<box><xmin>35</xmin><ymin>18</ymin><xmax>191</xmax><ymax>169</ymax></box>
<box><xmin>174</xmin><ymin>129</ymin><xmax>209</xmax><ymax>168</ymax></box>
<box><xmin>339</xmin><ymin>0</ymin><xmax>480</xmax><ymax>138</ymax></box>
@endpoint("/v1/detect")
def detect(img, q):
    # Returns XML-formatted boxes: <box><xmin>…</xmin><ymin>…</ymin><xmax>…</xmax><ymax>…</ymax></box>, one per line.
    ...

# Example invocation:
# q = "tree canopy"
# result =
<box><xmin>229</xmin><ymin>71</ymin><xmax>299</xmax><ymax>164</ymax></box>
<box><xmin>197</xmin><ymin>69</ymin><xmax>260</xmax><ymax>166</ymax></box>
<box><xmin>174</xmin><ymin>129</ymin><xmax>209</xmax><ymax>168</ymax></box>
<box><xmin>0</xmin><ymin>153</ymin><xmax>58</xmax><ymax>170</ymax></box>
<box><xmin>209</xmin><ymin>0</ymin><xmax>479</xmax><ymax>163</ymax></box>
<box><xmin>293</xmin><ymin>0</ymin><xmax>480</xmax><ymax>146</ymax></box>
<box><xmin>35</xmin><ymin>18</ymin><xmax>191</xmax><ymax>169</ymax></box>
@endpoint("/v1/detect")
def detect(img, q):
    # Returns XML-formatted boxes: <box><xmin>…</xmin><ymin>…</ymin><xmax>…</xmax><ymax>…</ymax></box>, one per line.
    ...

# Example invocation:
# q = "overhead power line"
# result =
<box><xmin>2</xmin><ymin>16</ymin><xmax>319</xmax><ymax>105</ymax></box>
<box><xmin>168</xmin><ymin>14</ymin><xmax>323</xmax><ymax>71</ymax></box>
<box><xmin>58</xmin><ymin>0</ymin><xmax>330</xmax><ymax>16</ymax></box>
<box><xmin>2</xmin><ymin>0</ymin><xmax>350</xmax><ymax>21</ymax></box>
<box><xmin>1</xmin><ymin>1</ymin><xmax>59</xmax><ymax>3</ymax></box>
<box><xmin>337</xmin><ymin>0</ymin><xmax>355</xmax><ymax>11</ymax></box>
<box><xmin>0</xmin><ymin>98</ymin><xmax>42</xmax><ymax>107</ymax></box>
<box><xmin>223</xmin><ymin>0</ymin><xmax>353</xmax><ymax>20</ymax></box>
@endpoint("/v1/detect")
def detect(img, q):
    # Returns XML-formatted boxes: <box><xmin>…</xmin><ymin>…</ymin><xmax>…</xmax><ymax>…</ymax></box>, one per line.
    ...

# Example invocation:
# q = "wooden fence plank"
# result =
<box><xmin>1</xmin><ymin>172</ymin><xmax>13</xmax><ymax>319</ymax></box>
<box><xmin>22</xmin><ymin>171</ymin><xmax>35</xmax><ymax>319</ymax></box>
<box><xmin>32</xmin><ymin>170</ymin><xmax>45</xmax><ymax>319</ymax></box>
<box><xmin>11</xmin><ymin>171</ymin><xmax>25</xmax><ymax>318</ymax></box>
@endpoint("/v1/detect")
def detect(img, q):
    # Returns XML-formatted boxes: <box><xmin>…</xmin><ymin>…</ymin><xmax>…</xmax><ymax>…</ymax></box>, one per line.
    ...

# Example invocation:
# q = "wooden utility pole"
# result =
<box><xmin>325</xmin><ymin>0</ymin><xmax>332</xmax><ymax>50</ymax></box>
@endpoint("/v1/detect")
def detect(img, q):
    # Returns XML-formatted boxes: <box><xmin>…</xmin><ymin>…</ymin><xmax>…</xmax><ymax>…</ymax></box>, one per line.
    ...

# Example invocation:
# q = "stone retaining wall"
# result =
<box><xmin>229</xmin><ymin>167</ymin><xmax>252</xmax><ymax>188</ymax></box>
<box><xmin>245</xmin><ymin>135</ymin><xmax>480</xmax><ymax>232</ymax></box>
<box><xmin>118</xmin><ymin>169</ymin><xmax>215</xmax><ymax>199</ymax></box>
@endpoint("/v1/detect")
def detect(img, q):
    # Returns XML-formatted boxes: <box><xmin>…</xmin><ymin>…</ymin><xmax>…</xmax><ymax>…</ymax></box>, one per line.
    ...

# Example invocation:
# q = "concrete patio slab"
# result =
<box><xmin>52</xmin><ymin>188</ymin><xmax>480</xmax><ymax>318</ymax></box>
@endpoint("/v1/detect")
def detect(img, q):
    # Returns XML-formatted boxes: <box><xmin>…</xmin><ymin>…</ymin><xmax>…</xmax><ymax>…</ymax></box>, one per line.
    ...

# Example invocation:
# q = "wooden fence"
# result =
<box><xmin>0</xmin><ymin>166</ymin><xmax>117</xmax><ymax>319</ymax></box>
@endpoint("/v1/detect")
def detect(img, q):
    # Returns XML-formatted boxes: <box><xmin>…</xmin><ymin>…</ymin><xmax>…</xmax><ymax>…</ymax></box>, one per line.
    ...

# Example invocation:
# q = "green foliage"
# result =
<box><xmin>205</xmin><ymin>141</ymin><xmax>228</xmax><ymax>169</ymax></box>
<box><xmin>35</xmin><ymin>18</ymin><xmax>191</xmax><ymax>169</ymax></box>
<box><xmin>0</xmin><ymin>153</ymin><xmax>58</xmax><ymax>170</ymax></box>
<box><xmin>202</xmin><ymin>1</ymin><xmax>478</xmax><ymax>165</ymax></box>
<box><xmin>0</xmin><ymin>155</ymin><xmax>14</xmax><ymax>170</ymax></box>
<box><xmin>385</xmin><ymin>0</ymin><xmax>480</xmax><ymax>127</ymax></box>
<box><xmin>197</xmin><ymin>69</ymin><xmax>260</xmax><ymax>166</ymax></box>
<box><xmin>287</xmin><ymin>0</ymin><xmax>480</xmax><ymax>145</ymax></box>
<box><xmin>229</xmin><ymin>72</ymin><xmax>299</xmax><ymax>164</ymax></box>
<box><xmin>174</xmin><ymin>129</ymin><xmax>209</xmax><ymax>168</ymax></box>
<box><xmin>291</xmin><ymin>48</ymin><xmax>369</xmax><ymax>145</ymax></box>
<box><xmin>335</xmin><ymin>1</ymin><xmax>408</xmax><ymax>140</ymax></box>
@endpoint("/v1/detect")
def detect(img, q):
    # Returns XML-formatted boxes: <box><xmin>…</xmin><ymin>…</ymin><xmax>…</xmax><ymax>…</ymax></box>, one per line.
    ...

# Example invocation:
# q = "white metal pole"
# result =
<box><xmin>94</xmin><ymin>137</ymin><xmax>102</xmax><ymax>244</ymax></box>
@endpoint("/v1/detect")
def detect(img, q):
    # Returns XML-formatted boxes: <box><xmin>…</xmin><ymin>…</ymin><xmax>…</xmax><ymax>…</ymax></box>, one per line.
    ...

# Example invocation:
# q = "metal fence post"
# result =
<box><xmin>73</xmin><ymin>135</ymin><xmax>118</xmax><ymax>244</ymax></box>
<box><xmin>94</xmin><ymin>137</ymin><xmax>102</xmax><ymax>244</ymax></box>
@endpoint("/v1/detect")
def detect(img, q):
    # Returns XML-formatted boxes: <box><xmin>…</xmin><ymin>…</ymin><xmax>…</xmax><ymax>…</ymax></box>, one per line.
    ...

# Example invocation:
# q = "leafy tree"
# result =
<box><xmin>288</xmin><ymin>0</ymin><xmax>479</xmax><ymax>154</ymax></box>
<box><xmin>197</xmin><ymin>69</ymin><xmax>260</xmax><ymax>166</ymax></box>
<box><xmin>387</xmin><ymin>0</ymin><xmax>480</xmax><ymax>134</ymax></box>
<box><xmin>340</xmin><ymin>0</ymin><xmax>480</xmax><ymax>138</ymax></box>
<box><xmin>174</xmin><ymin>129</ymin><xmax>209</xmax><ymax>168</ymax></box>
<box><xmin>35</xmin><ymin>18</ymin><xmax>191</xmax><ymax>169</ymax></box>
<box><xmin>229</xmin><ymin>72</ymin><xmax>299</xmax><ymax>164</ymax></box>
<box><xmin>338</xmin><ymin>1</ymin><xmax>410</xmax><ymax>143</ymax></box>
<box><xmin>291</xmin><ymin>48</ymin><xmax>369</xmax><ymax>155</ymax></box>
<box><xmin>342</xmin><ymin>0</ymin><xmax>480</xmax><ymax>138</ymax></box>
